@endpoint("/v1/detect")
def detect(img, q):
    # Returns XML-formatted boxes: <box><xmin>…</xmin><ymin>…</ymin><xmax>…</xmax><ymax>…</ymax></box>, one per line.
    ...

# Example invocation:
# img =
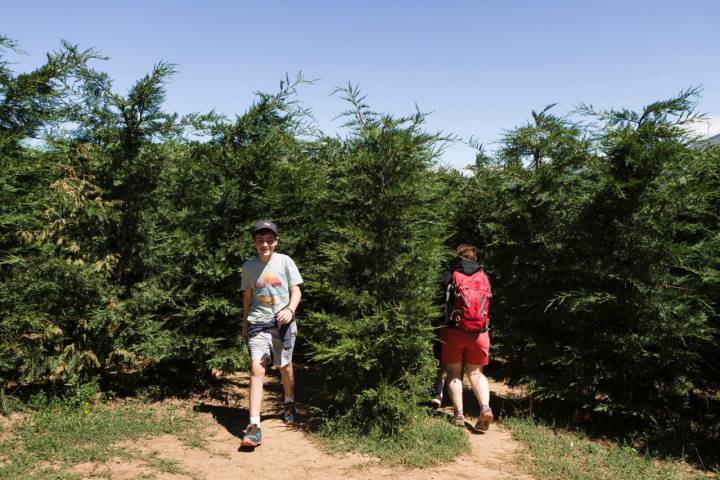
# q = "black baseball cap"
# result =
<box><xmin>250</xmin><ymin>220</ymin><xmax>278</xmax><ymax>235</ymax></box>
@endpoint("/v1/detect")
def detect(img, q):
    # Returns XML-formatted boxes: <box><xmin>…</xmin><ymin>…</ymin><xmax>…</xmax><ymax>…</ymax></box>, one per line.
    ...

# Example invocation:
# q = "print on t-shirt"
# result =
<box><xmin>255</xmin><ymin>272</ymin><xmax>283</xmax><ymax>306</ymax></box>
<box><xmin>241</xmin><ymin>253</ymin><xmax>303</xmax><ymax>324</ymax></box>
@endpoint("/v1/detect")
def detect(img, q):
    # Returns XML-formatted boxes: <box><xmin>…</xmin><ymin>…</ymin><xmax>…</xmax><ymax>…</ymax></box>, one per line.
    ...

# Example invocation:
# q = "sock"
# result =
<box><xmin>284</xmin><ymin>396</ymin><xmax>294</xmax><ymax>404</ymax></box>
<box><xmin>250</xmin><ymin>416</ymin><xmax>260</xmax><ymax>426</ymax></box>
<box><xmin>454</xmin><ymin>409</ymin><xmax>463</xmax><ymax>417</ymax></box>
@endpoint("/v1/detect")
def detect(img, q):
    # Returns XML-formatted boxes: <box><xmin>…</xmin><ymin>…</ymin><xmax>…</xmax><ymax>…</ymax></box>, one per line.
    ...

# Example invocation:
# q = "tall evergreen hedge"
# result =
<box><xmin>455</xmin><ymin>92</ymin><xmax>719</xmax><ymax>458</ymax></box>
<box><xmin>1</xmin><ymin>37</ymin><xmax>718</xmax><ymax>460</ymax></box>
<box><xmin>301</xmin><ymin>86</ymin><xmax>452</xmax><ymax>433</ymax></box>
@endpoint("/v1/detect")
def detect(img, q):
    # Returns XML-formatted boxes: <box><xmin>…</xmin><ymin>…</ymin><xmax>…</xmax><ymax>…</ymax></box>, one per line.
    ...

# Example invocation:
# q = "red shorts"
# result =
<box><xmin>439</xmin><ymin>327</ymin><xmax>490</xmax><ymax>366</ymax></box>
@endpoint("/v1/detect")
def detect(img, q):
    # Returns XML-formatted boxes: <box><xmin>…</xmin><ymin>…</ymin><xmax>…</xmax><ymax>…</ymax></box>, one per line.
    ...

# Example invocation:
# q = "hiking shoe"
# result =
<box><xmin>282</xmin><ymin>402</ymin><xmax>297</xmax><ymax>425</ymax></box>
<box><xmin>240</xmin><ymin>423</ymin><xmax>262</xmax><ymax>447</ymax></box>
<box><xmin>430</xmin><ymin>395</ymin><xmax>442</xmax><ymax>408</ymax></box>
<box><xmin>452</xmin><ymin>412</ymin><xmax>465</xmax><ymax>427</ymax></box>
<box><xmin>474</xmin><ymin>406</ymin><xmax>494</xmax><ymax>432</ymax></box>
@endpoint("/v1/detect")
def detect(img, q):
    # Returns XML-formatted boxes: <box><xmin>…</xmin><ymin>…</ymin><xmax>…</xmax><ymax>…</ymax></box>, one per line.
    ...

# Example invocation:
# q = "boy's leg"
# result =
<box><xmin>249</xmin><ymin>358</ymin><xmax>266</xmax><ymax>420</ymax></box>
<box><xmin>272</xmin><ymin>323</ymin><xmax>297</xmax><ymax>424</ymax></box>
<box><xmin>242</xmin><ymin>329</ymin><xmax>273</xmax><ymax>447</ymax></box>
<box><xmin>240</xmin><ymin>358</ymin><xmax>266</xmax><ymax>447</ymax></box>
<box><xmin>272</xmin><ymin>322</ymin><xmax>297</xmax><ymax>401</ymax></box>
<box><xmin>279</xmin><ymin>362</ymin><xmax>294</xmax><ymax>400</ymax></box>
<box><xmin>246</xmin><ymin>330</ymin><xmax>273</xmax><ymax>423</ymax></box>
<box><xmin>279</xmin><ymin>362</ymin><xmax>297</xmax><ymax>425</ymax></box>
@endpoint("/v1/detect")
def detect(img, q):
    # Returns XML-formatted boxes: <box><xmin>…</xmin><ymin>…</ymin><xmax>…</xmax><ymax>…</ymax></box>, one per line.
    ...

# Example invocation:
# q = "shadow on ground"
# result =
<box><xmin>195</xmin><ymin>367</ymin><xmax>304</xmax><ymax>439</ymax></box>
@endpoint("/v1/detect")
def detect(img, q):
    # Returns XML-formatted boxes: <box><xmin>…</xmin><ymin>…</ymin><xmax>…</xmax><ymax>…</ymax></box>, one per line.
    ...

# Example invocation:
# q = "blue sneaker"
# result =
<box><xmin>241</xmin><ymin>423</ymin><xmax>262</xmax><ymax>447</ymax></box>
<box><xmin>282</xmin><ymin>402</ymin><xmax>297</xmax><ymax>425</ymax></box>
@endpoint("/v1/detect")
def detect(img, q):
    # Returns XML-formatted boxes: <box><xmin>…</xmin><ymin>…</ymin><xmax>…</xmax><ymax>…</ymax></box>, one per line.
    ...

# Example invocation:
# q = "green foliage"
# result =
<box><xmin>0</xmin><ymin>38</ymin><xmax>120</xmax><ymax>391</ymax></box>
<box><xmin>1</xmin><ymin>34</ymin><xmax>718</xmax><ymax>468</ymax></box>
<box><xmin>135</xmin><ymin>75</ymin><xmax>310</xmax><ymax>376</ymax></box>
<box><xmin>0</xmin><ymin>36</ymin><xmax>101</xmax><ymax>145</ymax></box>
<box><xmin>302</xmin><ymin>85</ymin><xmax>452</xmax><ymax>433</ymax></box>
<box><xmin>457</xmin><ymin>89</ymin><xmax>719</xmax><ymax>462</ymax></box>
<box><xmin>506</xmin><ymin>416</ymin><xmax>708</xmax><ymax>480</ymax></box>
<box><xmin>0</xmin><ymin>399</ymin><xmax>205</xmax><ymax>479</ymax></box>
<box><xmin>318</xmin><ymin>413</ymin><xmax>468</xmax><ymax>467</ymax></box>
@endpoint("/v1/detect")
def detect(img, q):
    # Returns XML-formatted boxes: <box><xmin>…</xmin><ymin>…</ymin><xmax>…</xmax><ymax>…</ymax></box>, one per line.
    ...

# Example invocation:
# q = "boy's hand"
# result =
<box><xmin>276</xmin><ymin>308</ymin><xmax>294</xmax><ymax>325</ymax></box>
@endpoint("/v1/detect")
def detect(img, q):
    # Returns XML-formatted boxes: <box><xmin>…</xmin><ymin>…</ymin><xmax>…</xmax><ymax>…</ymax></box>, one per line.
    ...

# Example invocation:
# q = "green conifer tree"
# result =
<box><xmin>303</xmin><ymin>85</ymin><xmax>451</xmax><ymax>433</ymax></box>
<box><xmin>460</xmin><ymin>90</ymin><xmax>719</xmax><ymax>460</ymax></box>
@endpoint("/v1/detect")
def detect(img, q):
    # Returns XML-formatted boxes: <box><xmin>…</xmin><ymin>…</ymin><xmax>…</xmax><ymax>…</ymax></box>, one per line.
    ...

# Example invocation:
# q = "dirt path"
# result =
<box><xmin>103</xmin><ymin>372</ymin><xmax>533</xmax><ymax>480</ymax></box>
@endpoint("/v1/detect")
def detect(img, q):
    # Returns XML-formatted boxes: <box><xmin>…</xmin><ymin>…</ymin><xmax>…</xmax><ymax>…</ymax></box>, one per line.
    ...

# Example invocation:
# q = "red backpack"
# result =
<box><xmin>445</xmin><ymin>270</ymin><xmax>491</xmax><ymax>332</ymax></box>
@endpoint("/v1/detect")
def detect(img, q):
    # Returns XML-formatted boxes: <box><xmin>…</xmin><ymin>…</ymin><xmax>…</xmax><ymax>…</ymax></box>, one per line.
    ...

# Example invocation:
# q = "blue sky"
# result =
<box><xmin>4</xmin><ymin>1</ymin><xmax>719</xmax><ymax>168</ymax></box>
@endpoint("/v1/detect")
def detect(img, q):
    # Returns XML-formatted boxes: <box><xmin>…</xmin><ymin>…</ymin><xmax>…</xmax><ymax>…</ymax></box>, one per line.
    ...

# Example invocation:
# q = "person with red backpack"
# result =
<box><xmin>439</xmin><ymin>244</ymin><xmax>494</xmax><ymax>431</ymax></box>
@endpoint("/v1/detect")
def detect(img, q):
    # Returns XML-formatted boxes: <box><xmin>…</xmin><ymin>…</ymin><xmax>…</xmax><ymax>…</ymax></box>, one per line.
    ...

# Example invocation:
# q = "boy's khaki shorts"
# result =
<box><xmin>247</xmin><ymin>322</ymin><xmax>297</xmax><ymax>367</ymax></box>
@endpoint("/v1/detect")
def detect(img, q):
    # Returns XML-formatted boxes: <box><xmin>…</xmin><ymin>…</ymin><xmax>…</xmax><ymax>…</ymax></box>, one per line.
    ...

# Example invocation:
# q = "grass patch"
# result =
<box><xmin>315</xmin><ymin>413</ymin><xmax>469</xmax><ymax>468</ymax></box>
<box><xmin>0</xmin><ymin>398</ymin><xmax>208</xmax><ymax>479</ymax></box>
<box><xmin>505</xmin><ymin>416</ymin><xmax>714</xmax><ymax>480</ymax></box>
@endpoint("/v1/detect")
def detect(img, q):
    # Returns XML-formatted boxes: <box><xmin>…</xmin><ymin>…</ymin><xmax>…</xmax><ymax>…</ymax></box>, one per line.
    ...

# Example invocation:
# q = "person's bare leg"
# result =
<box><xmin>249</xmin><ymin>359</ymin><xmax>265</xmax><ymax>419</ymax></box>
<box><xmin>466</xmin><ymin>363</ymin><xmax>493</xmax><ymax>430</ymax></box>
<box><xmin>446</xmin><ymin>362</ymin><xmax>464</xmax><ymax>416</ymax></box>
<box><xmin>465</xmin><ymin>363</ymin><xmax>490</xmax><ymax>406</ymax></box>
<box><xmin>279</xmin><ymin>362</ymin><xmax>295</xmax><ymax>401</ymax></box>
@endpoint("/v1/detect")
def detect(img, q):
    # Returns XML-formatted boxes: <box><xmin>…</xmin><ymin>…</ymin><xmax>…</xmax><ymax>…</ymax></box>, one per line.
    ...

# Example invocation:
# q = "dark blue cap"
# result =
<box><xmin>250</xmin><ymin>220</ymin><xmax>278</xmax><ymax>235</ymax></box>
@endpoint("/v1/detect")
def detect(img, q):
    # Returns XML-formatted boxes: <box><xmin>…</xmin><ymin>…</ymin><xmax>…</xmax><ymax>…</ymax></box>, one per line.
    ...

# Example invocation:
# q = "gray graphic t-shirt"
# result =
<box><xmin>241</xmin><ymin>253</ymin><xmax>303</xmax><ymax>324</ymax></box>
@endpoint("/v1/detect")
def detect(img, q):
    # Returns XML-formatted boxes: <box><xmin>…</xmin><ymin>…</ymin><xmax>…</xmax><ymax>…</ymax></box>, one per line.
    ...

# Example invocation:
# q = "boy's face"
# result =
<box><xmin>252</xmin><ymin>230</ymin><xmax>277</xmax><ymax>259</ymax></box>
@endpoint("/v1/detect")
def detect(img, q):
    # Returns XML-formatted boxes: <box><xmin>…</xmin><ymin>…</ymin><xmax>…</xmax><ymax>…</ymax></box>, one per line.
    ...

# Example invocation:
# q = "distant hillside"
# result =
<box><xmin>709</xmin><ymin>133</ymin><xmax>720</xmax><ymax>144</ymax></box>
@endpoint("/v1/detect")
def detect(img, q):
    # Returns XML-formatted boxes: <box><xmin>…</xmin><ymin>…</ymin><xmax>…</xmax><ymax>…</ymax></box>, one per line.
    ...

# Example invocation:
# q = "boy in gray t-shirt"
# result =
<box><xmin>240</xmin><ymin>220</ymin><xmax>302</xmax><ymax>449</ymax></box>
<box><xmin>241</xmin><ymin>253</ymin><xmax>302</xmax><ymax>324</ymax></box>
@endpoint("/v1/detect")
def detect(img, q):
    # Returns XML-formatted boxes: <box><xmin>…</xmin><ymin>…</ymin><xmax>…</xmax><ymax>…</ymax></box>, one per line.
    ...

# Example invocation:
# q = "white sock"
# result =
<box><xmin>250</xmin><ymin>416</ymin><xmax>260</xmax><ymax>426</ymax></box>
<box><xmin>284</xmin><ymin>396</ymin><xmax>294</xmax><ymax>404</ymax></box>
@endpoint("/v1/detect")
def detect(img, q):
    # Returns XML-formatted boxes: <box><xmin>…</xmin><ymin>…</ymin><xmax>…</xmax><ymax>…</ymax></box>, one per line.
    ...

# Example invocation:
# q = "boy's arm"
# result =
<box><xmin>288</xmin><ymin>285</ymin><xmax>302</xmax><ymax>313</ymax></box>
<box><xmin>276</xmin><ymin>285</ymin><xmax>302</xmax><ymax>325</ymax></box>
<box><xmin>242</xmin><ymin>288</ymin><xmax>252</xmax><ymax>339</ymax></box>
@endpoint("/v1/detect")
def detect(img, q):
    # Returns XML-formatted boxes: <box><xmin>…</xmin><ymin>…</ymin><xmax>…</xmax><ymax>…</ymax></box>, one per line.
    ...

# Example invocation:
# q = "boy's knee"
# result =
<box><xmin>250</xmin><ymin>361</ymin><xmax>266</xmax><ymax>377</ymax></box>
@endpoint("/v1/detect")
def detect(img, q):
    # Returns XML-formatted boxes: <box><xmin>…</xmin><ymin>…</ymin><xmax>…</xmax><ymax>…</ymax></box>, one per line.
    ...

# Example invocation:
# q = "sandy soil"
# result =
<box><xmin>75</xmin><ymin>372</ymin><xmax>533</xmax><ymax>480</ymax></box>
